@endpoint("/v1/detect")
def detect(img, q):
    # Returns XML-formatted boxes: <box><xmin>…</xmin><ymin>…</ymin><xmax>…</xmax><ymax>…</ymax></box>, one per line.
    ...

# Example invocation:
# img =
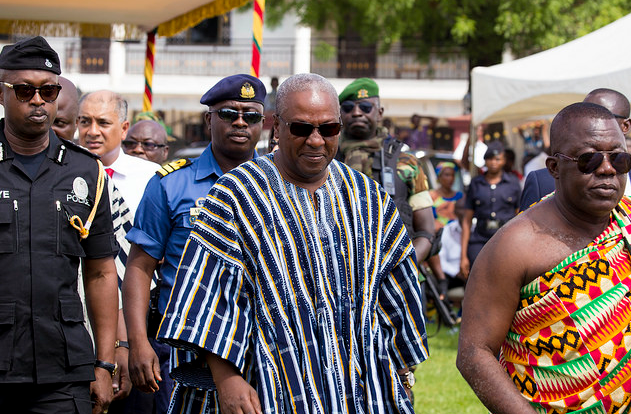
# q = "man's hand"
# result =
<box><xmin>403</xmin><ymin>386</ymin><xmax>414</xmax><ymax>403</ymax></box>
<box><xmin>112</xmin><ymin>346</ymin><xmax>132</xmax><ymax>400</ymax></box>
<box><xmin>91</xmin><ymin>367</ymin><xmax>114</xmax><ymax>414</ymax></box>
<box><xmin>207</xmin><ymin>352</ymin><xmax>261</xmax><ymax>414</ymax></box>
<box><xmin>216</xmin><ymin>374</ymin><xmax>262</xmax><ymax>414</ymax></box>
<box><xmin>123</xmin><ymin>244</ymin><xmax>161</xmax><ymax>393</ymax></box>
<box><xmin>397</xmin><ymin>368</ymin><xmax>415</xmax><ymax>404</ymax></box>
<box><xmin>128</xmin><ymin>337</ymin><xmax>161</xmax><ymax>393</ymax></box>
<box><xmin>83</xmin><ymin>256</ymin><xmax>118</xmax><ymax>414</ymax></box>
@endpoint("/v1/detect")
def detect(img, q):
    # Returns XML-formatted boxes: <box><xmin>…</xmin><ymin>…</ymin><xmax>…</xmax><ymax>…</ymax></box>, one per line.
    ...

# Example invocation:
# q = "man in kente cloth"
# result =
<box><xmin>458</xmin><ymin>102</ymin><xmax>631</xmax><ymax>414</ymax></box>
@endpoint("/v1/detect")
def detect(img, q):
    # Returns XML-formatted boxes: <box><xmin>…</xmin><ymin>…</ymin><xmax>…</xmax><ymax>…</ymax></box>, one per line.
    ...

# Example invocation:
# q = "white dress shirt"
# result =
<box><xmin>104</xmin><ymin>149</ymin><xmax>160</xmax><ymax>216</ymax></box>
<box><xmin>439</xmin><ymin>220</ymin><xmax>463</xmax><ymax>278</ymax></box>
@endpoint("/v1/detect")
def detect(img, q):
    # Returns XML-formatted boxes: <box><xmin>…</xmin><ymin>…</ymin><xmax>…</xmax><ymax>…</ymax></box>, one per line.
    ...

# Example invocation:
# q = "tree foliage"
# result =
<box><xmin>265</xmin><ymin>0</ymin><xmax>631</xmax><ymax>66</ymax></box>
<box><xmin>497</xmin><ymin>0</ymin><xmax>631</xmax><ymax>55</ymax></box>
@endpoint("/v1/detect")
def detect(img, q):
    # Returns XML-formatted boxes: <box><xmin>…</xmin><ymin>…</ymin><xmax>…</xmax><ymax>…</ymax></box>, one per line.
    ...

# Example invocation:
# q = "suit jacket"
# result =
<box><xmin>519</xmin><ymin>168</ymin><xmax>554</xmax><ymax>212</ymax></box>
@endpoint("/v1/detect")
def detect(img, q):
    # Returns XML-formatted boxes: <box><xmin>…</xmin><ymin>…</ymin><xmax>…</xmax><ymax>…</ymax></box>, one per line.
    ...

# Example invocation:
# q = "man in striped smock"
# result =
<box><xmin>159</xmin><ymin>73</ymin><xmax>429</xmax><ymax>413</ymax></box>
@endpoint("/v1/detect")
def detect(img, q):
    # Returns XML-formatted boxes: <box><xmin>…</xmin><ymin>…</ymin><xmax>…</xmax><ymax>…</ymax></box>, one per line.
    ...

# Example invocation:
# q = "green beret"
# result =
<box><xmin>338</xmin><ymin>78</ymin><xmax>379</xmax><ymax>103</ymax></box>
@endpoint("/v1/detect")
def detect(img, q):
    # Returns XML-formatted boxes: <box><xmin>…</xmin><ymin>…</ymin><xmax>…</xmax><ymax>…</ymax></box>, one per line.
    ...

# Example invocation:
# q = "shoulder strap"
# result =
<box><xmin>156</xmin><ymin>158</ymin><xmax>192</xmax><ymax>178</ymax></box>
<box><xmin>59</xmin><ymin>137</ymin><xmax>100</xmax><ymax>159</ymax></box>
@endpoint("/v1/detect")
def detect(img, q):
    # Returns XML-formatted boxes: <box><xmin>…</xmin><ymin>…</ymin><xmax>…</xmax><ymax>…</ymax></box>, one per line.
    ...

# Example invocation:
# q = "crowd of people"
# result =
<box><xmin>3</xmin><ymin>34</ymin><xmax>631</xmax><ymax>414</ymax></box>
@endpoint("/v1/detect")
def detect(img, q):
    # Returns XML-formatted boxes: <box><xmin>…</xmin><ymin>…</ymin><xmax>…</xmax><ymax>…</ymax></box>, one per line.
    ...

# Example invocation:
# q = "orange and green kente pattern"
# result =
<box><xmin>501</xmin><ymin>197</ymin><xmax>631</xmax><ymax>414</ymax></box>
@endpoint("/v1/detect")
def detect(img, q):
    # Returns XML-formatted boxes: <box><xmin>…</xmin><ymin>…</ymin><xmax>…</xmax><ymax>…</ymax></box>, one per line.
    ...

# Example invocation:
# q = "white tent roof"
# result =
<box><xmin>0</xmin><ymin>0</ymin><xmax>249</xmax><ymax>38</ymax></box>
<box><xmin>472</xmin><ymin>13</ymin><xmax>631</xmax><ymax>125</ymax></box>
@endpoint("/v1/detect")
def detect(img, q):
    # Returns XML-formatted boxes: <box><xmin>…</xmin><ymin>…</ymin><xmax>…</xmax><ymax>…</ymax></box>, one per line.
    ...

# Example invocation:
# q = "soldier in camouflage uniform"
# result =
<box><xmin>337</xmin><ymin>78</ymin><xmax>437</xmax><ymax>265</ymax></box>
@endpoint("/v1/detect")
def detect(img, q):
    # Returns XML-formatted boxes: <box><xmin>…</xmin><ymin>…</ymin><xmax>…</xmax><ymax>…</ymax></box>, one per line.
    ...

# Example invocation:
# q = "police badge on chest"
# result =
<box><xmin>66</xmin><ymin>177</ymin><xmax>90</xmax><ymax>206</ymax></box>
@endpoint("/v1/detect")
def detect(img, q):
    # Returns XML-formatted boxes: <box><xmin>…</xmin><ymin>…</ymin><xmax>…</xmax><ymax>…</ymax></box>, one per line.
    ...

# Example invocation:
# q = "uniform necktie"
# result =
<box><xmin>105</xmin><ymin>168</ymin><xmax>114</xmax><ymax>178</ymax></box>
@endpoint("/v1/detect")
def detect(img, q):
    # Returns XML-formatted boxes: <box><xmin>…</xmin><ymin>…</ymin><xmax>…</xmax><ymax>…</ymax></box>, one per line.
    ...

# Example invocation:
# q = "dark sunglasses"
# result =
<box><xmin>209</xmin><ymin>108</ymin><xmax>264</xmax><ymax>125</ymax></box>
<box><xmin>122</xmin><ymin>140</ymin><xmax>166</xmax><ymax>151</ymax></box>
<box><xmin>278</xmin><ymin>115</ymin><xmax>342</xmax><ymax>137</ymax></box>
<box><xmin>340</xmin><ymin>100</ymin><xmax>374</xmax><ymax>114</ymax></box>
<box><xmin>555</xmin><ymin>151</ymin><xmax>631</xmax><ymax>174</ymax></box>
<box><xmin>2</xmin><ymin>82</ymin><xmax>62</xmax><ymax>103</ymax></box>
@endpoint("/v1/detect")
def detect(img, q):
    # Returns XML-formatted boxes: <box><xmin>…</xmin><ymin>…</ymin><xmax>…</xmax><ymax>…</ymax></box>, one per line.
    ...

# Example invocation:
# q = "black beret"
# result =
<box><xmin>200</xmin><ymin>74</ymin><xmax>266</xmax><ymax>107</ymax></box>
<box><xmin>484</xmin><ymin>140</ymin><xmax>505</xmax><ymax>160</ymax></box>
<box><xmin>0</xmin><ymin>36</ymin><xmax>61</xmax><ymax>75</ymax></box>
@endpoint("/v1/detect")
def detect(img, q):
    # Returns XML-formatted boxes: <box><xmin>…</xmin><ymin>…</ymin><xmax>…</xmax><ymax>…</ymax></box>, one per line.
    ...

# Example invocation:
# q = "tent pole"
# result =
<box><xmin>250</xmin><ymin>0</ymin><xmax>265</xmax><ymax>77</ymax></box>
<box><xmin>469</xmin><ymin>122</ymin><xmax>477</xmax><ymax>178</ymax></box>
<box><xmin>142</xmin><ymin>28</ymin><xmax>157</xmax><ymax>112</ymax></box>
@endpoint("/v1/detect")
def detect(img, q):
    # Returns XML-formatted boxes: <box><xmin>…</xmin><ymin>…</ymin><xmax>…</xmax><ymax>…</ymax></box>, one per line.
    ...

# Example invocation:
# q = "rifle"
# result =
<box><xmin>419</xmin><ymin>264</ymin><xmax>459</xmax><ymax>333</ymax></box>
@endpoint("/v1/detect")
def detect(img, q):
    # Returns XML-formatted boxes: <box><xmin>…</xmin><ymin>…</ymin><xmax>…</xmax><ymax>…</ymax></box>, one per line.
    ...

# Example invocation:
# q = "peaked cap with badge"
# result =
<box><xmin>484</xmin><ymin>140</ymin><xmax>505</xmax><ymax>160</ymax></box>
<box><xmin>200</xmin><ymin>74</ymin><xmax>266</xmax><ymax>107</ymax></box>
<box><xmin>0</xmin><ymin>35</ymin><xmax>61</xmax><ymax>75</ymax></box>
<box><xmin>338</xmin><ymin>77</ymin><xmax>379</xmax><ymax>103</ymax></box>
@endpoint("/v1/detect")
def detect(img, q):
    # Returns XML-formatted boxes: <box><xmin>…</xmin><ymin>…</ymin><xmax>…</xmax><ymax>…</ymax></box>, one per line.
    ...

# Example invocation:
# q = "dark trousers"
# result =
<box><xmin>0</xmin><ymin>382</ymin><xmax>92</xmax><ymax>414</ymax></box>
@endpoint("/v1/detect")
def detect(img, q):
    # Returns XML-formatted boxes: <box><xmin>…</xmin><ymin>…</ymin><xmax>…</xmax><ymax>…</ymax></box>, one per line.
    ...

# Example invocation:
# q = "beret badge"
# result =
<box><xmin>240</xmin><ymin>82</ymin><xmax>256</xmax><ymax>99</ymax></box>
<box><xmin>357</xmin><ymin>89</ymin><xmax>369</xmax><ymax>99</ymax></box>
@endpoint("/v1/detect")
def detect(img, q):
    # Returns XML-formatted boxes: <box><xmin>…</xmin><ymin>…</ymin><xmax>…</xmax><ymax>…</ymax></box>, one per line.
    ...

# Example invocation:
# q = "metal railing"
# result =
<box><xmin>63</xmin><ymin>38</ymin><xmax>468</xmax><ymax>79</ymax></box>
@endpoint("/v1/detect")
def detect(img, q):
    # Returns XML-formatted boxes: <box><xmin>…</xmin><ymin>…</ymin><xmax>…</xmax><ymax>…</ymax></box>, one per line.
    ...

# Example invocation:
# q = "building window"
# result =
<box><xmin>167</xmin><ymin>16</ymin><xmax>229</xmax><ymax>46</ymax></box>
<box><xmin>80</xmin><ymin>38</ymin><xmax>110</xmax><ymax>74</ymax></box>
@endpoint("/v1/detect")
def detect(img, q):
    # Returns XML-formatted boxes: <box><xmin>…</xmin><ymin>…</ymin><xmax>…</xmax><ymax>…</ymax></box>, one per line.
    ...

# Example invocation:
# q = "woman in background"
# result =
<box><xmin>430</xmin><ymin>161</ymin><xmax>463</xmax><ymax>229</ymax></box>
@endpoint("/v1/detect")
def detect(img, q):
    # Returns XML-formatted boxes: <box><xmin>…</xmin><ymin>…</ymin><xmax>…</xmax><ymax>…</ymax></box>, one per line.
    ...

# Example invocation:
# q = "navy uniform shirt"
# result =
<box><xmin>128</xmin><ymin>144</ymin><xmax>259</xmax><ymax>414</ymax></box>
<box><xmin>0</xmin><ymin>120</ymin><xmax>119</xmax><ymax>384</ymax></box>
<box><xmin>127</xmin><ymin>144</ymin><xmax>258</xmax><ymax>314</ymax></box>
<box><xmin>127</xmin><ymin>142</ymin><xmax>262</xmax><ymax>414</ymax></box>
<box><xmin>465</xmin><ymin>171</ymin><xmax>521</xmax><ymax>241</ymax></box>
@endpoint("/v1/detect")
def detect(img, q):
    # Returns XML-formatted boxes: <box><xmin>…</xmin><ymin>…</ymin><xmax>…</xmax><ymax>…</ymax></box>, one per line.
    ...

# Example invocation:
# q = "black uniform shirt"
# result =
<box><xmin>465</xmin><ymin>171</ymin><xmax>521</xmax><ymax>239</ymax></box>
<box><xmin>0</xmin><ymin>119</ymin><xmax>119</xmax><ymax>384</ymax></box>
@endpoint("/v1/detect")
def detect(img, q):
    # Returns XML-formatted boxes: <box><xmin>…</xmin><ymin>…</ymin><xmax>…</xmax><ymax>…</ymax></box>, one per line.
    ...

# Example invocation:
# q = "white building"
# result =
<box><xmin>0</xmin><ymin>9</ymin><xmax>469</xmax><ymax>147</ymax></box>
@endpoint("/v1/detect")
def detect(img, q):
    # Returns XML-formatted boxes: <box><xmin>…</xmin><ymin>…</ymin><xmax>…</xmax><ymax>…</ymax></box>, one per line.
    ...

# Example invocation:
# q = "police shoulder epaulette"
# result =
<box><xmin>156</xmin><ymin>158</ymin><xmax>192</xmax><ymax>178</ymax></box>
<box><xmin>59</xmin><ymin>138</ymin><xmax>99</xmax><ymax>159</ymax></box>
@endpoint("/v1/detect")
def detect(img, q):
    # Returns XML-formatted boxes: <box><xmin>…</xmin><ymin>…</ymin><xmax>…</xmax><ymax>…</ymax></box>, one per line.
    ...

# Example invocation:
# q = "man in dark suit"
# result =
<box><xmin>519</xmin><ymin>168</ymin><xmax>555</xmax><ymax>211</ymax></box>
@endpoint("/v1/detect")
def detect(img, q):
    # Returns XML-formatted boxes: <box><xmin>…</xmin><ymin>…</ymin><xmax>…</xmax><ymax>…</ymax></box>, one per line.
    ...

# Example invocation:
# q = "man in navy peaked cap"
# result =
<box><xmin>122</xmin><ymin>74</ymin><xmax>266</xmax><ymax>414</ymax></box>
<box><xmin>0</xmin><ymin>36</ymin><xmax>119</xmax><ymax>414</ymax></box>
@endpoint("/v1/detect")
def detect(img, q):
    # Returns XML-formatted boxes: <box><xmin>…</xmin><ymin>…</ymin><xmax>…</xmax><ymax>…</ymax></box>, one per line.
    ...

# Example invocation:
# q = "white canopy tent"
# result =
<box><xmin>472</xmin><ymin>13</ymin><xmax>631</xmax><ymax>125</ymax></box>
<box><xmin>0</xmin><ymin>0</ymin><xmax>249</xmax><ymax>39</ymax></box>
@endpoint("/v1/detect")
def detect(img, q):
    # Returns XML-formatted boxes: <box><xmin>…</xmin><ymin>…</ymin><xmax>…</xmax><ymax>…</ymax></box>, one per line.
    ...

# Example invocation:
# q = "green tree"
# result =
<box><xmin>265</xmin><ymin>0</ymin><xmax>630</xmax><ymax>67</ymax></box>
<box><xmin>497</xmin><ymin>0</ymin><xmax>631</xmax><ymax>56</ymax></box>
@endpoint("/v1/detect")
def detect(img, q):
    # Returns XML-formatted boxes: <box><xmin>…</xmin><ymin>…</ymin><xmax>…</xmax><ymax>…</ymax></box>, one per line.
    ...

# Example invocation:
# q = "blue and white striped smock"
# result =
<box><xmin>159</xmin><ymin>155</ymin><xmax>429</xmax><ymax>413</ymax></box>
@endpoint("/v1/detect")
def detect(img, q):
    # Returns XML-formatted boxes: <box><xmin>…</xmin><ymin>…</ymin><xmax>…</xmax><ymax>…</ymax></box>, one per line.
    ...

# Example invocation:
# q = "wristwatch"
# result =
<box><xmin>115</xmin><ymin>340</ymin><xmax>129</xmax><ymax>349</ymax></box>
<box><xmin>95</xmin><ymin>359</ymin><xmax>118</xmax><ymax>378</ymax></box>
<box><xmin>400</xmin><ymin>370</ymin><xmax>416</xmax><ymax>389</ymax></box>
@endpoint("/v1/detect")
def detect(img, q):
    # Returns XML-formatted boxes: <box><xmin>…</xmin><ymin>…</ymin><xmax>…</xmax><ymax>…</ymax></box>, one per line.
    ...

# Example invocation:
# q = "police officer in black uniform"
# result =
<box><xmin>0</xmin><ymin>36</ymin><xmax>119</xmax><ymax>414</ymax></box>
<box><xmin>460</xmin><ymin>141</ymin><xmax>521</xmax><ymax>278</ymax></box>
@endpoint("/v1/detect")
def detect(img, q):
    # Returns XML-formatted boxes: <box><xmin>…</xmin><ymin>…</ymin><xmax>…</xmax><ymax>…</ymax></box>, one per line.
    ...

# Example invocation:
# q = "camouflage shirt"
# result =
<box><xmin>339</xmin><ymin>127</ymin><xmax>431</xmax><ymax>209</ymax></box>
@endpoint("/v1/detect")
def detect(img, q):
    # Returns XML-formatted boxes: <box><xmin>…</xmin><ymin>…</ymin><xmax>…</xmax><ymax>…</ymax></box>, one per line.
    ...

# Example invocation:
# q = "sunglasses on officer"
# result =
<box><xmin>277</xmin><ymin>115</ymin><xmax>342</xmax><ymax>137</ymax></box>
<box><xmin>122</xmin><ymin>140</ymin><xmax>166</xmax><ymax>152</ymax></box>
<box><xmin>340</xmin><ymin>100</ymin><xmax>374</xmax><ymax>114</ymax></box>
<box><xmin>554</xmin><ymin>151</ymin><xmax>631</xmax><ymax>174</ymax></box>
<box><xmin>209</xmin><ymin>108</ymin><xmax>264</xmax><ymax>125</ymax></box>
<box><xmin>2</xmin><ymin>82</ymin><xmax>62</xmax><ymax>103</ymax></box>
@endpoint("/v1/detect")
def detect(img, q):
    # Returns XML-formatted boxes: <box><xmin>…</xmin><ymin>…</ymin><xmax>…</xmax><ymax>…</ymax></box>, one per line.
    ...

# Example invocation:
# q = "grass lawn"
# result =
<box><xmin>412</xmin><ymin>326</ymin><xmax>487</xmax><ymax>413</ymax></box>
